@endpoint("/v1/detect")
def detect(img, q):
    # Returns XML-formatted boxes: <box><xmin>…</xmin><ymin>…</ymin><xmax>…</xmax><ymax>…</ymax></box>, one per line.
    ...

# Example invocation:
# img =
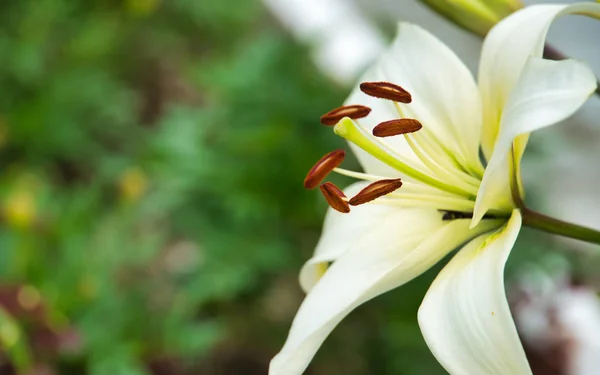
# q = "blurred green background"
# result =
<box><xmin>0</xmin><ymin>0</ymin><xmax>348</xmax><ymax>373</ymax></box>
<box><xmin>0</xmin><ymin>0</ymin><xmax>597</xmax><ymax>374</ymax></box>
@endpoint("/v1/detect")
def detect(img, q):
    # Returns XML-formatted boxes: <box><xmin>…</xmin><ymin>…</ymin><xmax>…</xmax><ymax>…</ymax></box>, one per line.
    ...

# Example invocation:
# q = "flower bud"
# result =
<box><xmin>418</xmin><ymin>0</ymin><xmax>523</xmax><ymax>36</ymax></box>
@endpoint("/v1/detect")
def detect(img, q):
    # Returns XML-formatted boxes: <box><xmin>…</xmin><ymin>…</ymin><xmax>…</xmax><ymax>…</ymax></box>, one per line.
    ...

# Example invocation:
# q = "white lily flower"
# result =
<box><xmin>271</xmin><ymin>3</ymin><xmax>600</xmax><ymax>375</ymax></box>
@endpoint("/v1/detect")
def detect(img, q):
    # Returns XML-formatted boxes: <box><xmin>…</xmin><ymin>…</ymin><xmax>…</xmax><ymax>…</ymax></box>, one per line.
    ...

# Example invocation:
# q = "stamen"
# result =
<box><xmin>368</xmin><ymin>197</ymin><xmax>473</xmax><ymax>211</ymax></box>
<box><xmin>373</xmin><ymin>119</ymin><xmax>422</xmax><ymax>137</ymax></box>
<box><xmin>320</xmin><ymin>105</ymin><xmax>371</xmax><ymax>126</ymax></box>
<box><xmin>360</xmin><ymin>82</ymin><xmax>412</xmax><ymax>103</ymax></box>
<box><xmin>385</xmin><ymin>193</ymin><xmax>476</xmax><ymax>212</ymax></box>
<box><xmin>403</xmin><ymin>133</ymin><xmax>479</xmax><ymax>193</ymax></box>
<box><xmin>334</xmin><ymin>117</ymin><xmax>474</xmax><ymax>198</ymax></box>
<box><xmin>304</xmin><ymin>150</ymin><xmax>346</xmax><ymax>189</ymax></box>
<box><xmin>319</xmin><ymin>182</ymin><xmax>350</xmax><ymax>213</ymax></box>
<box><xmin>332</xmin><ymin>168</ymin><xmax>463</xmax><ymax>199</ymax></box>
<box><xmin>349</xmin><ymin>179</ymin><xmax>403</xmax><ymax>206</ymax></box>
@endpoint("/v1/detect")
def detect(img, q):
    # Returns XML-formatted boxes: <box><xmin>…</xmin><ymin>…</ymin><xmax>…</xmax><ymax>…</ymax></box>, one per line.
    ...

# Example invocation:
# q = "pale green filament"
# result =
<box><xmin>334</xmin><ymin>117</ymin><xmax>476</xmax><ymax>198</ymax></box>
<box><xmin>332</xmin><ymin>167</ymin><xmax>461</xmax><ymax>198</ymax></box>
<box><xmin>409</xmin><ymin>129</ymin><xmax>462</xmax><ymax>172</ymax></box>
<box><xmin>403</xmin><ymin>134</ymin><xmax>480</xmax><ymax>194</ymax></box>
<box><xmin>386</xmin><ymin>193</ymin><xmax>476</xmax><ymax>212</ymax></box>
<box><xmin>394</xmin><ymin>101</ymin><xmax>484</xmax><ymax>179</ymax></box>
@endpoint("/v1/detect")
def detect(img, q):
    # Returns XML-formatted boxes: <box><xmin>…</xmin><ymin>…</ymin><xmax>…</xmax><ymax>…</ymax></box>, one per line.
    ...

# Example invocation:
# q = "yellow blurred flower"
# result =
<box><xmin>78</xmin><ymin>275</ymin><xmax>98</xmax><ymax>300</ymax></box>
<box><xmin>419</xmin><ymin>0</ymin><xmax>523</xmax><ymax>36</ymax></box>
<box><xmin>16</xmin><ymin>286</ymin><xmax>41</xmax><ymax>311</ymax></box>
<box><xmin>0</xmin><ymin>317</ymin><xmax>20</xmax><ymax>348</ymax></box>
<box><xmin>3</xmin><ymin>190</ymin><xmax>36</xmax><ymax>230</ymax></box>
<box><xmin>125</xmin><ymin>0</ymin><xmax>160</xmax><ymax>16</ymax></box>
<box><xmin>118</xmin><ymin>167</ymin><xmax>148</xmax><ymax>202</ymax></box>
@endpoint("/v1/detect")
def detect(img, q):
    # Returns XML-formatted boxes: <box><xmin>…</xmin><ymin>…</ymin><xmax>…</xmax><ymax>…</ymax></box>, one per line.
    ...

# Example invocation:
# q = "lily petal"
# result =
<box><xmin>300</xmin><ymin>181</ymin><xmax>410</xmax><ymax>292</ymax></box>
<box><xmin>418</xmin><ymin>210</ymin><xmax>531</xmax><ymax>375</ymax></box>
<box><xmin>473</xmin><ymin>57</ymin><xmax>597</xmax><ymax>225</ymax></box>
<box><xmin>270</xmin><ymin>214</ymin><xmax>502</xmax><ymax>375</ymax></box>
<box><xmin>478</xmin><ymin>2</ymin><xmax>600</xmax><ymax>159</ymax></box>
<box><xmin>346</xmin><ymin>23</ymin><xmax>483</xmax><ymax>176</ymax></box>
<box><xmin>379</xmin><ymin>23</ymin><xmax>483</xmax><ymax>169</ymax></box>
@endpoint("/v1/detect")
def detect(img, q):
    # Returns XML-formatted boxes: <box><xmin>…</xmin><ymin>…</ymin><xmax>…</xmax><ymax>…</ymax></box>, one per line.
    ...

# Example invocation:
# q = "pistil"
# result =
<box><xmin>334</xmin><ymin>117</ymin><xmax>475</xmax><ymax>198</ymax></box>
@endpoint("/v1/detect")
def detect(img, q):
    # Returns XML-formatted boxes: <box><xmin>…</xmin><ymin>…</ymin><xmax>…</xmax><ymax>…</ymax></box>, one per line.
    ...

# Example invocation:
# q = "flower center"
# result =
<box><xmin>305</xmin><ymin>81</ymin><xmax>490</xmax><ymax>215</ymax></box>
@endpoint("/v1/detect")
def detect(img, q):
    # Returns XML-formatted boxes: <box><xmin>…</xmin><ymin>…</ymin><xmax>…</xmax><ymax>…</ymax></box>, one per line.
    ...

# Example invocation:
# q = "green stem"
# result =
<box><xmin>522</xmin><ymin>208</ymin><xmax>600</xmax><ymax>245</ymax></box>
<box><xmin>510</xmin><ymin>147</ymin><xmax>600</xmax><ymax>245</ymax></box>
<box><xmin>509</xmin><ymin>134</ymin><xmax>600</xmax><ymax>245</ymax></box>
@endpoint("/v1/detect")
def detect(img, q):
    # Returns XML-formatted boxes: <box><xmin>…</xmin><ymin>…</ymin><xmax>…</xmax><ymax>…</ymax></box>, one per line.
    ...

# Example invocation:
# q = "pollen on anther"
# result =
<box><xmin>349</xmin><ymin>179</ymin><xmax>403</xmax><ymax>206</ymax></box>
<box><xmin>304</xmin><ymin>149</ymin><xmax>346</xmax><ymax>189</ymax></box>
<box><xmin>360</xmin><ymin>81</ymin><xmax>412</xmax><ymax>103</ymax></box>
<box><xmin>320</xmin><ymin>105</ymin><xmax>371</xmax><ymax>126</ymax></box>
<box><xmin>320</xmin><ymin>182</ymin><xmax>350</xmax><ymax>213</ymax></box>
<box><xmin>373</xmin><ymin>118</ymin><xmax>422</xmax><ymax>137</ymax></box>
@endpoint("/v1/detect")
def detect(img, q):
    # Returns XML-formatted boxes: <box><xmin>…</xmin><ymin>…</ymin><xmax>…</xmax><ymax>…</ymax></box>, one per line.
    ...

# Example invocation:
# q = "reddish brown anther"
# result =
<box><xmin>320</xmin><ymin>182</ymin><xmax>350</xmax><ymax>213</ymax></box>
<box><xmin>320</xmin><ymin>105</ymin><xmax>372</xmax><ymax>126</ymax></box>
<box><xmin>304</xmin><ymin>150</ymin><xmax>346</xmax><ymax>189</ymax></box>
<box><xmin>360</xmin><ymin>81</ymin><xmax>412</xmax><ymax>103</ymax></box>
<box><xmin>349</xmin><ymin>179</ymin><xmax>403</xmax><ymax>206</ymax></box>
<box><xmin>373</xmin><ymin>118</ymin><xmax>422</xmax><ymax>137</ymax></box>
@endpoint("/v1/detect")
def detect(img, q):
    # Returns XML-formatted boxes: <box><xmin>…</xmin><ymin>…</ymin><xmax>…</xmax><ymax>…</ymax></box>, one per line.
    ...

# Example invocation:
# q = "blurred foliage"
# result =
<box><xmin>0</xmin><ymin>0</ymin><xmax>349</xmax><ymax>373</ymax></box>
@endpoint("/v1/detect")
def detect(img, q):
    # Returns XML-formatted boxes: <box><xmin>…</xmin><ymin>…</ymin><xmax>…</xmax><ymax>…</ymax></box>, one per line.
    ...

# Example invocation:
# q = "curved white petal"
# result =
<box><xmin>345</xmin><ymin>23</ymin><xmax>482</xmax><ymax>175</ymax></box>
<box><xmin>479</xmin><ymin>3</ymin><xmax>600</xmax><ymax>158</ymax></box>
<box><xmin>473</xmin><ymin>57</ymin><xmax>596</xmax><ymax>225</ymax></box>
<box><xmin>418</xmin><ymin>210</ymin><xmax>530</xmax><ymax>375</ymax></box>
<box><xmin>379</xmin><ymin>23</ymin><xmax>482</xmax><ymax>168</ymax></box>
<box><xmin>271</xmin><ymin>214</ymin><xmax>503</xmax><ymax>375</ymax></box>
<box><xmin>300</xmin><ymin>181</ymin><xmax>416</xmax><ymax>292</ymax></box>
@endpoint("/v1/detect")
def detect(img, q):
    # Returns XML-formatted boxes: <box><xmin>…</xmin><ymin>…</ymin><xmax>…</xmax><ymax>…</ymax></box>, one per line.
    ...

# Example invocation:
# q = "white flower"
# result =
<box><xmin>271</xmin><ymin>3</ymin><xmax>600</xmax><ymax>375</ymax></box>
